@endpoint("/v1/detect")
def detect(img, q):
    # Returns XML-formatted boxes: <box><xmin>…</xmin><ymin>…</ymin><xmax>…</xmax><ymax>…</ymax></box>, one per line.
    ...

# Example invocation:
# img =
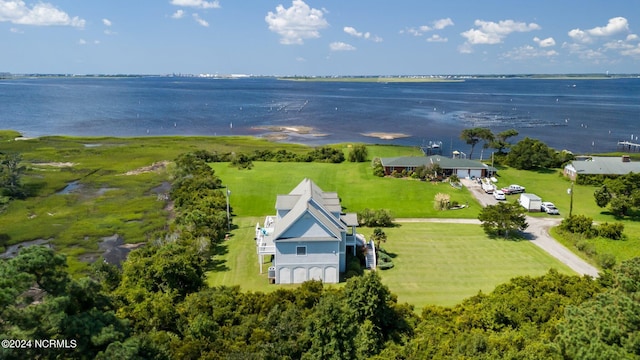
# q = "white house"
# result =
<box><xmin>255</xmin><ymin>178</ymin><xmax>366</xmax><ymax>284</ymax></box>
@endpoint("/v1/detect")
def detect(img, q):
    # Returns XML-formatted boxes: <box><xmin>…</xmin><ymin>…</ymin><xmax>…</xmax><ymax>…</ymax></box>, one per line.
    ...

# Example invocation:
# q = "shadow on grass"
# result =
<box><xmin>486</xmin><ymin>230</ymin><xmax>528</xmax><ymax>241</ymax></box>
<box><xmin>532</xmin><ymin>167</ymin><xmax>558</xmax><ymax>175</ymax></box>
<box><xmin>209</xmin><ymin>243</ymin><xmax>230</xmax><ymax>272</ymax></box>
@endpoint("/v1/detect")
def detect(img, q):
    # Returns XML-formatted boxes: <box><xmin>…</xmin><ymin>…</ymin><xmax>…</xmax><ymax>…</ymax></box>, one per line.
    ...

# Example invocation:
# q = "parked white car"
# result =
<box><xmin>493</xmin><ymin>190</ymin><xmax>506</xmax><ymax>200</ymax></box>
<box><xmin>541</xmin><ymin>202</ymin><xmax>560</xmax><ymax>215</ymax></box>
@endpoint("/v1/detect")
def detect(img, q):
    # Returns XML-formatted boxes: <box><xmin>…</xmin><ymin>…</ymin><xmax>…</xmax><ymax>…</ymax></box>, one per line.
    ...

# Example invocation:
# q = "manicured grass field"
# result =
<box><xmin>212</xmin><ymin>160</ymin><xmax>480</xmax><ymax>219</ymax></box>
<box><xmin>375</xmin><ymin>222</ymin><xmax>574</xmax><ymax>308</ymax></box>
<box><xmin>207</xmin><ymin>217</ymin><xmax>574</xmax><ymax>309</ymax></box>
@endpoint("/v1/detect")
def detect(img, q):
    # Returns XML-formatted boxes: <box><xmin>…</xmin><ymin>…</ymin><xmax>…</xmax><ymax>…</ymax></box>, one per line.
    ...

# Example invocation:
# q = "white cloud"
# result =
<box><xmin>192</xmin><ymin>13</ymin><xmax>209</xmax><ymax>27</ymax></box>
<box><xmin>344</xmin><ymin>26</ymin><xmax>383</xmax><ymax>42</ymax></box>
<box><xmin>426</xmin><ymin>34</ymin><xmax>447</xmax><ymax>43</ymax></box>
<box><xmin>0</xmin><ymin>0</ymin><xmax>85</xmax><ymax>27</ymax></box>
<box><xmin>403</xmin><ymin>18</ymin><xmax>453</xmax><ymax>37</ymax></box>
<box><xmin>172</xmin><ymin>10</ymin><xmax>185</xmax><ymax>19</ymax></box>
<box><xmin>170</xmin><ymin>0</ymin><xmax>220</xmax><ymax>9</ymax></box>
<box><xmin>78</xmin><ymin>38</ymin><xmax>86</xmax><ymax>45</ymax></box>
<box><xmin>569</xmin><ymin>17</ymin><xmax>630</xmax><ymax>43</ymax></box>
<box><xmin>265</xmin><ymin>0</ymin><xmax>328</xmax><ymax>45</ymax></box>
<box><xmin>330</xmin><ymin>41</ymin><xmax>355</xmax><ymax>51</ymax></box>
<box><xmin>433</xmin><ymin>18</ymin><xmax>454</xmax><ymax>30</ymax></box>
<box><xmin>102</xmin><ymin>18</ymin><xmax>112</xmax><ymax>27</ymax></box>
<box><xmin>588</xmin><ymin>17</ymin><xmax>628</xmax><ymax>37</ymax></box>
<box><xmin>461</xmin><ymin>19</ymin><xmax>540</xmax><ymax>46</ymax></box>
<box><xmin>533</xmin><ymin>36</ymin><xmax>555</xmax><ymax>47</ymax></box>
<box><xmin>344</xmin><ymin>26</ymin><xmax>360</xmax><ymax>37</ymax></box>
<box><xmin>627</xmin><ymin>34</ymin><xmax>639</xmax><ymax>41</ymax></box>
<box><xmin>9</xmin><ymin>26</ymin><xmax>22</xmax><ymax>33</ymax></box>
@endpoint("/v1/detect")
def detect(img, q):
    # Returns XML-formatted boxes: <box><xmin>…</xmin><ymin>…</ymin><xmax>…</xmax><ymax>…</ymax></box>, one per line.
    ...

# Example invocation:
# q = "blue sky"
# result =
<box><xmin>1</xmin><ymin>0</ymin><xmax>639</xmax><ymax>75</ymax></box>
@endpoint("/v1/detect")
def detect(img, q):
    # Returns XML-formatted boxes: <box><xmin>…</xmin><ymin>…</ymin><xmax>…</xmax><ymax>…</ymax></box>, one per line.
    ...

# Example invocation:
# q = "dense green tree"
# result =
<box><xmin>0</xmin><ymin>246</ymin><xmax>131</xmax><ymax>360</ymax></box>
<box><xmin>593</xmin><ymin>173</ymin><xmax>640</xmax><ymax>217</ymax></box>
<box><xmin>348</xmin><ymin>144</ymin><xmax>368</xmax><ymax>162</ymax></box>
<box><xmin>478</xmin><ymin>201</ymin><xmax>528</xmax><ymax>238</ymax></box>
<box><xmin>460</xmin><ymin>127</ymin><xmax>494</xmax><ymax>159</ymax></box>
<box><xmin>490</xmin><ymin>128</ymin><xmax>519</xmax><ymax>154</ymax></box>
<box><xmin>303</xmin><ymin>294</ymin><xmax>357</xmax><ymax>360</ymax></box>
<box><xmin>506</xmin><ymin>137</ymin><xmax>562</xmax><ymax>169</ymax></box>
<box><xmin>556</xmin><ymin>290</ymin><xmax>640</xmax><ymax>359</ymax></box>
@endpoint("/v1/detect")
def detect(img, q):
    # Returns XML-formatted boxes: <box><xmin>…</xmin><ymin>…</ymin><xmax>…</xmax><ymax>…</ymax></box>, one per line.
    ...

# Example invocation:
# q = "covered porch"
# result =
<box><xmin>256</xmin><ymin>216</ymin><xmax>276</xmax><ymax>274</ymax></box>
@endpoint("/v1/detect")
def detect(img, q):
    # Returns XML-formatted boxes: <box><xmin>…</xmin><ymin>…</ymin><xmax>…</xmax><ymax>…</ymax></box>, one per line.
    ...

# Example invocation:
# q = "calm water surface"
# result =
<box><xmin>1</xmin><ymin>77</ymin><xmax>639</xmax><ymax>154</ymax></box>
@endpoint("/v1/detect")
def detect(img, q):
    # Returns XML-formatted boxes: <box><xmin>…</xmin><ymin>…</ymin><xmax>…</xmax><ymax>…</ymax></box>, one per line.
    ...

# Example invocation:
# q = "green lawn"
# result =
<box><xmin>213</xmin><ymin>160</ymin><xmax>480</xmax><ymax>219</ymax></box>
<box><xmin>374</xmin><ymin>222</ymin><xmax>574</xmax><ymax>308</ymax></box>
<box><xmin>207</xmin><ymin>217</ymin><xmax>574</xmax><ymax>309</ymax></box>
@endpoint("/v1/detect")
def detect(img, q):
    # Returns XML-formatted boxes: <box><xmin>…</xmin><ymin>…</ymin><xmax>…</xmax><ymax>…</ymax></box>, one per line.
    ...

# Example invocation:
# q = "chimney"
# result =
<box><xmin>622</xmin><ymin>155</ymin><xmax>631</xmax><ymax>163</ymax></box>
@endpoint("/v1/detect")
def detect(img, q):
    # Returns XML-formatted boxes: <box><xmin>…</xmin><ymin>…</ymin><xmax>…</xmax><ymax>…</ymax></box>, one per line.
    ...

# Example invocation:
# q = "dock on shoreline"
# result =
<box><xmin>617</xmin><ymin>141</ymin><xmax>640</xmax><ymax>152</ymax></box>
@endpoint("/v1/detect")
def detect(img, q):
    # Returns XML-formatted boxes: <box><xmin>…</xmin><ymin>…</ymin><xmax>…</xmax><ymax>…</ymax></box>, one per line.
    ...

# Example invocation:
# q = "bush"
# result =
<box><xmin>358</xmin><ymin>208</ymin><xmax>394</xmax><ymax>227</ymax></box>
<box><xmin>597</xmin><ymin>222</ymin><xmax>625</xmax><ymax>240</ymax></box>
<box><xmin>434</xmin><ymin>193</ymin><xmax>451</xmax><ymax>211</ymax></box>
<box><xmin>560</xmin><ymin>215</ymin><xmax>596</xmax><ymax>238</ymax></box>
<box><xmin>348</xmin><ymin>144</ymin><xmax>368</xmax><ymax>162</ymax></box>
<box><xmin>377</xmin><ymin>250</ymin><xmax>394</xmax><ymax>270</ymax></box>
<box><xmin>372</xmin><ymin>158</ymin><xmax>385</xmax><ymax>177</ymax></box>
<box><xmin>598</xmin><ymin>253</ymin><xmax>617</xmax><ymax>269</ymax></box>
<box><xmin>575</xmin><ymin>240</ymin><xmax>596</xmax><ymax>256</ymax></box>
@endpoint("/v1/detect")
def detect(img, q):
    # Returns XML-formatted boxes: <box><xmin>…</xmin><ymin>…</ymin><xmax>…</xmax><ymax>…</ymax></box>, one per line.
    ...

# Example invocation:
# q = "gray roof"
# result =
<box><xmin>381</xmin><ymin>155</ymin><xmax>497</xmax><ymax>171</ymax></box>
<box><xmin>272</xmin><ymin>178</ymin><xmax>352</xmax><ymax>241</ymax></box>
<box><xmin>567</xmin><ymin>157</ymin><xmax>640</xmax><ymax>175</ymax></box>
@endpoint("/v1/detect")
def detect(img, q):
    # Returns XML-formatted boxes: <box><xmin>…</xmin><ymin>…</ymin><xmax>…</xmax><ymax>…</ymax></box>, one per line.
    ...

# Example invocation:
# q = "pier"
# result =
<box><xmin>617</xmin><ymin>141</ymin><xmax>640</xmax><ymax>152</ymax></box>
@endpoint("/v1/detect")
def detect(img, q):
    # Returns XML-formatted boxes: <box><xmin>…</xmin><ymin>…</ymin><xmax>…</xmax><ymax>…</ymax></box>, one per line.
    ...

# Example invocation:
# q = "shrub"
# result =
<box><xmin>372</xmin><ymin>158</ymin><xmax>385</xmax><ymax>177</ymax></box>
<box><xmin>348</xmin><ymin>144</ymin><xmax>368</xmax><ymax>162</ymax></box>
<box><xmin>358</xmin><ymin>208</ymin><xmax>394</xmax><ymax>227</ymax></box>
<box><xmin>597</xmin><ymin>222</ymin><xmax>625</xmax><ymax>240</ymax></box>
<box><xmin>598</xmin><ymin>253</ymin><xmax>617</xmax><ymax>269</ymax></box>
<box><xmin>434</xmin><ymin>193</ymin><xmax>451</xmax><ymax>211</ymax></box>
<box><xmin>559</xmin><ymin>215</ymin><xmax>596</xmax><ymax>238</ymax></box>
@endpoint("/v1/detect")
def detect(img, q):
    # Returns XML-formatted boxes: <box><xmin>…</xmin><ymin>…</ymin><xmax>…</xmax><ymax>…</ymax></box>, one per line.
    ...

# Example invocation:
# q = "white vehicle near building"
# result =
<box><xmin>482</xmin><ymin>178</ymin><xmax>496</xmax><ymax>194</ymax></box>
<box><xmin>541</xmin><ymin>202</ymin><xmax>560</xmax><ymax>215</ymax></box>
<box><xmin>493</xmin><ymin>190</ymin><xmax>506</xmax><ymax>200</ymax></box>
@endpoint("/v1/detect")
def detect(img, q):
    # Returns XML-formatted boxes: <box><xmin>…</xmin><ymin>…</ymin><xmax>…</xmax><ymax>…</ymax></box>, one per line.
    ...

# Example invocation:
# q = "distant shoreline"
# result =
<box><xmin>3</xmin><ymin>73</ymin><xmax>639</xmax><ymax>81</ymax></box>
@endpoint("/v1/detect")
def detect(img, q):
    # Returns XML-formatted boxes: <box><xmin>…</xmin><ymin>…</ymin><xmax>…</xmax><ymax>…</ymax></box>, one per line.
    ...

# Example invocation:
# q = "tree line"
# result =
<box><xmin>188</xmin><ymin>144</ymin><xmax>368</xmax><ymax>170</ymax></box>
<box><xmin>460</xmin><ymin>127</ymin><xmax>575</xmax><ymax>170</ymax></box>
<box><xmin>5</xmin><ymin>242</ymin><xmax>640</xmax><ymax>359</ymax></box>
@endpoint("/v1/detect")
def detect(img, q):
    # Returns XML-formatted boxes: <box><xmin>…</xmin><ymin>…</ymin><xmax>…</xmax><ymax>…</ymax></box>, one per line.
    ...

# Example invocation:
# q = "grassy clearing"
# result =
<box><xmin>207</xmin><ymin>218</ymin><xmax>574</xmax><ymax>309</ymax></box>
<box><xmin>370</xmin><ymin>222</ymin><xmax>574</xmax><ymax>308</ymax></box>
<box><xmin>212</xmin><ymin>160</ymin><xmax>480</xmax><ymax>219</ymax></box>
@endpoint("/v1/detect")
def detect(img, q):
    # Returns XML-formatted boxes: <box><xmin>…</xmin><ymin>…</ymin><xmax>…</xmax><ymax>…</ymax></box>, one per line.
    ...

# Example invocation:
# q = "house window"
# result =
<box><xmin>296</xmin><ymin>246</ymin><xmax>307</xmax><ymax>256</ymax></box>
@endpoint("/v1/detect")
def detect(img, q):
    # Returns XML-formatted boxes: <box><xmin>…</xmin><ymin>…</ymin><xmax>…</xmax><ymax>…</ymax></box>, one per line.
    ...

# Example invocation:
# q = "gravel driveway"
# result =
<box><xmin>459</xmin><ymin>178</ymin><xmax>600</xmax><ymax>277</ymax></box>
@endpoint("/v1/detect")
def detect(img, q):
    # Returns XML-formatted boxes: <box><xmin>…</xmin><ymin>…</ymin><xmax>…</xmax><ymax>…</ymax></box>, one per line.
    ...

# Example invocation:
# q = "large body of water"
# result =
<box><xmin>1</xmin><ymin>76</ymin><xmax>639</xmax><ymax>155</ymax></box>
